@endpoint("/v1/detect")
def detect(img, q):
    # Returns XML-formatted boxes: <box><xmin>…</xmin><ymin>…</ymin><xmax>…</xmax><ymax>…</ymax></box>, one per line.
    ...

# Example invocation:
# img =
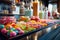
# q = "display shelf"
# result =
<box><xmin>0</xmin><ymin>23</ymin><xmax>55</xmax><ymax>40</ymax></box>
<box><xmin>0</xmin><ymin>14</ymin><xmax>25</xmax><ymax>16</ymax></box>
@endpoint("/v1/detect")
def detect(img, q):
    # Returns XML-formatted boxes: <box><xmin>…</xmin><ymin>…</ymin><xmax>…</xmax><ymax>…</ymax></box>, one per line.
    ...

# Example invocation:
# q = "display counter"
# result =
<box><xmin>0</xmin><ymin>23</ymin><xmax>57</xmax><ymax>40</ymax></box>
<box><xmin>0</xmin><ymin>14</ymin><xmax>60</xmax><ymax>40</ymax></box>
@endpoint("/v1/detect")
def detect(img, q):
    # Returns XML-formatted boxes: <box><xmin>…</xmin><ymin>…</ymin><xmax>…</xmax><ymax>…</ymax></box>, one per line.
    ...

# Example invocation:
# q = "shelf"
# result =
<box><xmin>0</xmin><ymin>14</ymin><xmax>25</xmax><ymax>16</ymax></box>
<box><xmin>0</xmin><ymin>23</ymin><xmax>55</xmax><ymax>40</ymax></box>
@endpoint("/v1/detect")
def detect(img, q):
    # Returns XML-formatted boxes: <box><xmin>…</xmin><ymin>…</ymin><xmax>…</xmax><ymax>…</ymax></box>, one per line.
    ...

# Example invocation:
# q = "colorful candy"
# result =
<box><xmin>1</xmin><ymin>28</ymin><xmax>8</xmax><ymax>34</ymax></box>
<box><xmin>0</xmin><ymin>24</ymin><xmax>4</xmax><ymax>29</ymax></box>
<box><xmin>10</xmin><ymin>31</ymin><xmax>17</xmax><ymax>37</ymax></box>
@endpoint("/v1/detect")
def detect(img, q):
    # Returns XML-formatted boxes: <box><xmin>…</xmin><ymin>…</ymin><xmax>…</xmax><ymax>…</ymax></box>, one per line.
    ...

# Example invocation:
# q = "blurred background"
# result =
<box><xmin>0</xmin><ymin>0</ymin><xmax>60</xmax><ymax>19</ymax></box>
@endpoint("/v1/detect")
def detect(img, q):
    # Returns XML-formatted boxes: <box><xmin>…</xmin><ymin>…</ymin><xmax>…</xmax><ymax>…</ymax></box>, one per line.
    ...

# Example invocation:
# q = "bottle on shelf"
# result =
<box><xmin>2</xmin><ymin>4</ymin><xmax>9</xmax><ymax>14</ymax></box>
<box><xmin>20</xmin><ymin>2</ymin><xmax>25</xmax><ymax>15</ymax></box>
<box><xmin>12</xmin><ymin>4</ymin><xmax>20</xmax><ymax>14</ymax></box>
<box><xmin>39</xmin><ymin>10</ymin><xmax>42</xmax><ymax>19</ymax></box>
<box><xmin>47</xmin><ymin>8</ymin><xmax>52</xmax><ymax>19</ymax></box>
<box><xmin>39</xmin><ymin>1</ymin><xmax>44</xmax><ymax>19</ymax></box>
<box><xmin>29</xmin><ymin>4</ymin><xmax>33</xmax><ymax>17</ymax></box>
<box><xmin>25</xmin><ymin>2</ymin><xmax>33</xmax><ymax>17</ymax></box>
<box><xmin>10</xmin><ymin>0</ymin><xmax>20</xmax><ymax>14</ymax></box>
<box><xmin>3</xmin><ymin>10</ymin><xmax>9</xmax><ymax>14</ymax></box>
<box><xmin>44</xmin><ymin>7</ymin><xmax>48</xmax><ymax>19</ymax></box>
<box><xmin>39</xmin><ymin>9</ymin><xmax>44</xmax><ymax>19</ymax></box>
<box><xmin>52</xmin><ymin>11</ymin><xmax>57</xmax><ymax>19</ymax></box>
<box><xmin>33</xmin><ymin>0</ymin><xmax>39</xmax><ymax>16</ymax></box>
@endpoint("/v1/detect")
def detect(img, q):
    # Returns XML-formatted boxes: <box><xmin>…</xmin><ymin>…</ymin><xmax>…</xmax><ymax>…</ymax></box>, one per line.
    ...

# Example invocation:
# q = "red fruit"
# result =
<box><xmin>35</xmin><ymin>17</ymin><xmax>40</xmax><ymax>21</ymax></box>
<box><xmin>31</xmin><ymin>16</ymin><xmax>40</xmax><ymax>21</ymax></box>
<box><xmin>31</xmin><ymin>16</ymin><xmax>35</xmax><ymax>20</ymax></box>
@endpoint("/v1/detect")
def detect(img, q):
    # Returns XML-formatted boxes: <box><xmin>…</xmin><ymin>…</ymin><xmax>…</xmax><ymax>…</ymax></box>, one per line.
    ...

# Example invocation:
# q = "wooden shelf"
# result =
<box><xmin>0</xmin><ymin>14</ymin><xmax>25</xmax><ymax>16</ymax></box>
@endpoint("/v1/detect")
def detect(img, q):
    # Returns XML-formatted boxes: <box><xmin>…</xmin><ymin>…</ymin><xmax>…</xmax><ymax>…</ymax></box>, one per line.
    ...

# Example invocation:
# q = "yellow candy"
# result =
<box><xmin>30</xmin><ymin>20</ymin><xmax>37</xmax><ymax>24</ymax></box>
